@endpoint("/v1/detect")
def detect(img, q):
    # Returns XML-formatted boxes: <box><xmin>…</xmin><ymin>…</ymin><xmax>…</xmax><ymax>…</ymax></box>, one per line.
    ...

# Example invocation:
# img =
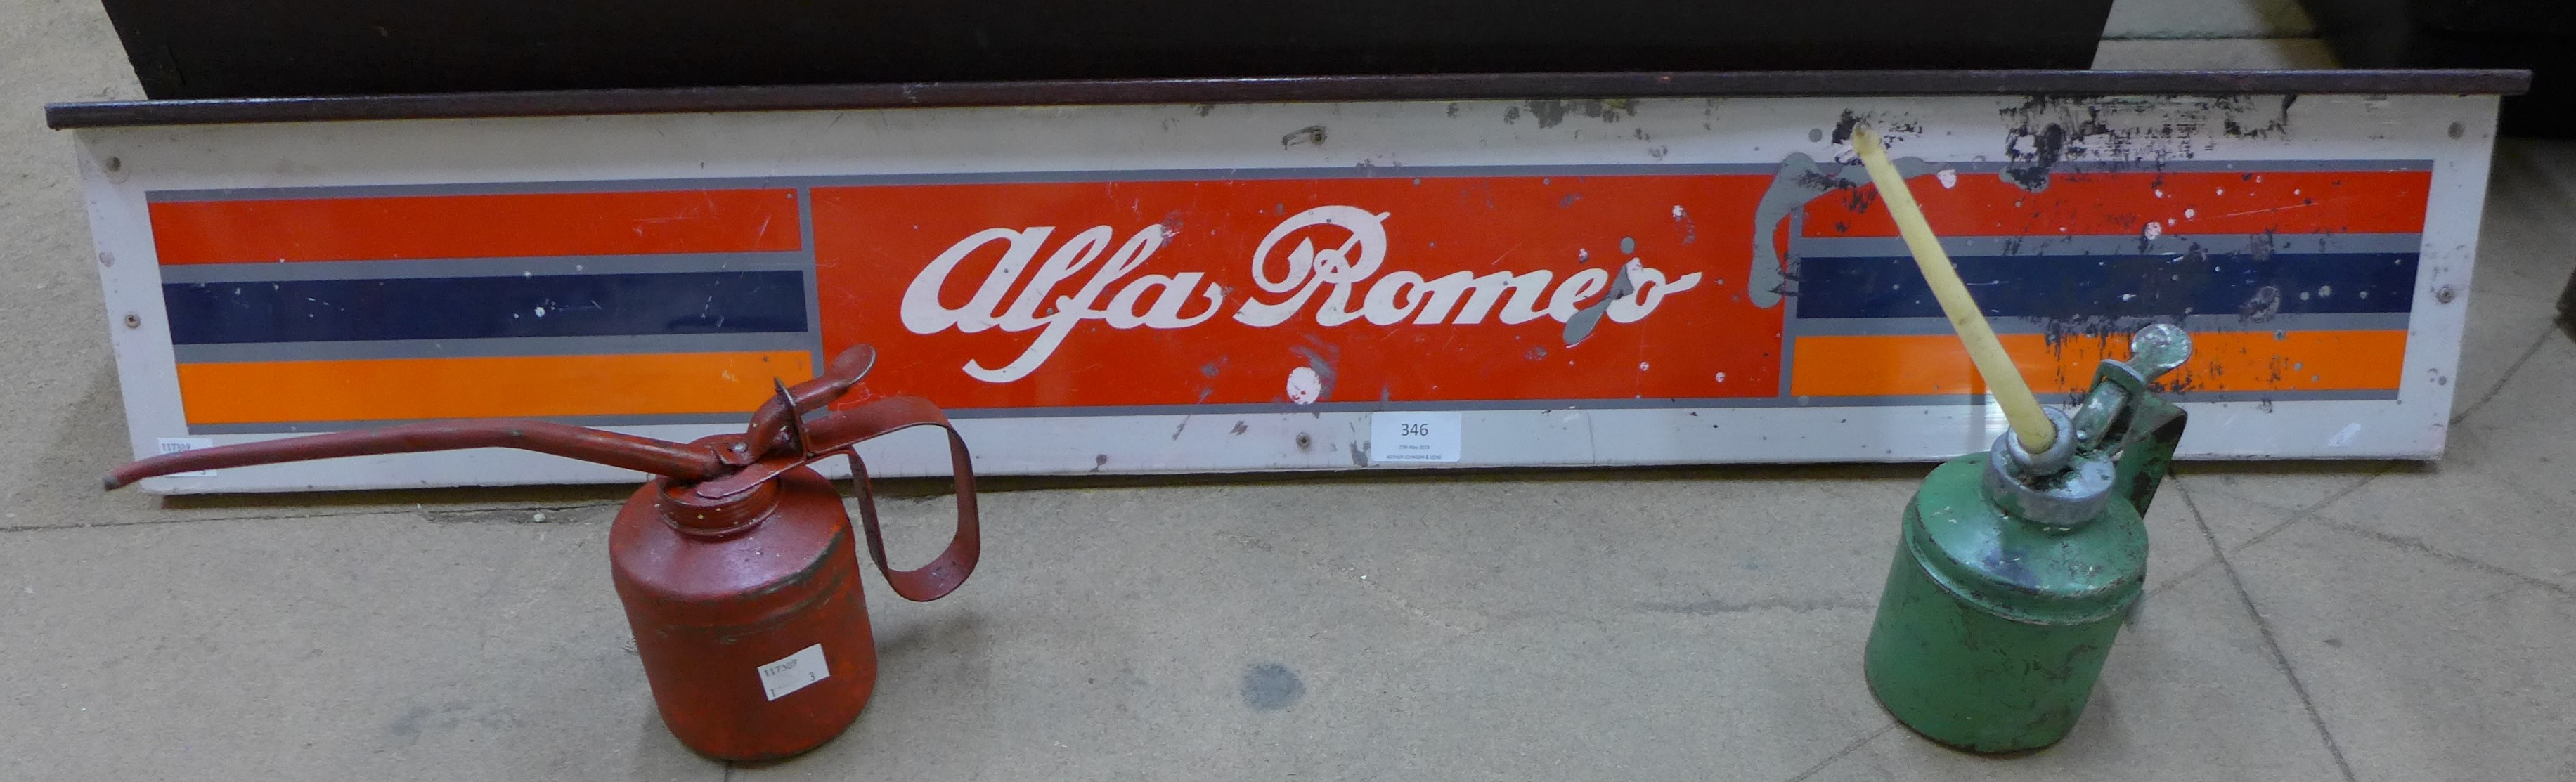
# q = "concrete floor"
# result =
<box><xmin>6</xmin><ymin>2</ymin><xmax>2575</xmax><ymax>780</ymax></box>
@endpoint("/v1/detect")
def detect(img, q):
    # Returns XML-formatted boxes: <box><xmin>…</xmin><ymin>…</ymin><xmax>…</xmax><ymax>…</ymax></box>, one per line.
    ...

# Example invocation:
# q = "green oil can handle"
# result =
<box><xmin>2080</xmin><ymin>324</ymin><xmax>2193</xmax><ymax>518</ymax></box>
<box><xmin>2112</xmin><ymin>408</ymin><xmax>2187</xmax><ymax>519</ymax></box>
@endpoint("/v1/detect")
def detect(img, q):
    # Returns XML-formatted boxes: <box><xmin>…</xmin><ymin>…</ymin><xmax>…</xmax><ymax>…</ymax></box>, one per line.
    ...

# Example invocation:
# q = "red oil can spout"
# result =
<box><xmin>103</xmin><ymin>419</ymin><xmax>730</xmax><ymax>490</ymax></box>
<box><xmin>101</xmin><ymin>344</ymin><xmax>891</xmax><ymax>492</ymax></box>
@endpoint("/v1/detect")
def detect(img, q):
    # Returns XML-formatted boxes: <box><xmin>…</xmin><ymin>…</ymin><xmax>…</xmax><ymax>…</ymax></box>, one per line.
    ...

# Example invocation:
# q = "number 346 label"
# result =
<box><xmin>1369</xmin><ymin>412</ymin><xmax>1463</xmax><ymax>464</ymax></box>
<box><xmin>757</xmin><ymin>644</ymin><xmax>830</xmax><ymax>700</ymax></box>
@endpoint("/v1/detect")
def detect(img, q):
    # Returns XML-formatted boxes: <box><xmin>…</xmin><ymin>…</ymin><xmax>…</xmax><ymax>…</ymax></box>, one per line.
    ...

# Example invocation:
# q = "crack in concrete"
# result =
<box><xmin>0</xmin><ymin>512</ymin><xmax>389</xmax><ymax>533</ymax></box>
<box><xmin>421</xmin><ymin>504</ymin><xmax>621</xmax><ymax>523</ymax></box>
<box><xmin>2450</xmin><ymin>327</ymin><xmax>2557</xmax><ymax>426</ymax></box>
<box><xmin>0</xmin><ymin>515</ymin><xmax>228</xmax><ymax>533</ymax></box>
<box><xmin>2226</xmin><ymin>466</ymin><xmax>2396</xmax><ymax>554</ymax></box>
<box><xmin>2175</xmin><ymin>481</ymin><xmax>2361</xmax><ymax>782</ymax></box>
<box><xmin>2312</xmin><ymin>521</ymin><xmax>2575</xmax><ymax>599</ymax></box>
<box><xmin>2171</xmin><ymin>290</ymin><xmax>2566</xmax><ymax>559</ymax></box>
<box><xmin>2146</xmin><ymin>553</ymin><xmax>2227</xmax><ymax>599</ymax></box>
<box><xmin>1779</xmin><ymin>722</ymin><xmax>1897</xmax><ymax>782</ymax></box>
<box><xmin>1636</xmin><ymin>597</ymin><xmax>1875</xmax><ymax>615</ymax></box>
<box><xmin>2147</xmin><ymin>469</ymin><xmax>2386</xmax><ymax>597</ymax></box>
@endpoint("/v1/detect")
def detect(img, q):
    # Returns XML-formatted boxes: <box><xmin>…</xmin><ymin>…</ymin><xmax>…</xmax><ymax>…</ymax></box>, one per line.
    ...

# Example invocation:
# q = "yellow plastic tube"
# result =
<box><xmin>1849</xmin><ymin>128</ymin><xmax>2056</xmax><ymax>453</ymax></box>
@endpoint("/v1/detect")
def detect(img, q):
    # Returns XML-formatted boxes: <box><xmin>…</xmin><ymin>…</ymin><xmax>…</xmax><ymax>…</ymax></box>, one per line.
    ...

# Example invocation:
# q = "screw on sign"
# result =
<box><xmin>103</xmin><ymin>345</ymin><xmax>981</xmax><ymax>762</ymax></box>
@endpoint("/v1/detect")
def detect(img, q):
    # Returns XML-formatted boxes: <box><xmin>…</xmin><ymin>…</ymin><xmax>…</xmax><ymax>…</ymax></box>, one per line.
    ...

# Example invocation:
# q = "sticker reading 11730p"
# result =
<box><xmin>1369</xmin><ymin>412</ymin><xmax>1463</xmax><ymax>464</ymax></box>
<box><xmin>757</xmin><ymin>644</ymin><xmax>829</xmax><ymax>701</ymax></box>
<box><xmin>155</xmin><ymin>438</ymin><xmax>217</xmax><ymax>477</ymax></box>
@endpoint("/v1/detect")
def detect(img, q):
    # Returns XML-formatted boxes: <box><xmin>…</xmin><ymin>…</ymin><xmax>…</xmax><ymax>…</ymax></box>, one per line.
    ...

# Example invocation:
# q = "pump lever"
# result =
<box><xmin>103</xmin><ymin>419</ymin><xmax>729</xmax><ymax>489</ymax></box>
<box><xmin>2071</xmin><ymin>324</ymin><xmax>2195</xmax><ymax>452</ymax></box>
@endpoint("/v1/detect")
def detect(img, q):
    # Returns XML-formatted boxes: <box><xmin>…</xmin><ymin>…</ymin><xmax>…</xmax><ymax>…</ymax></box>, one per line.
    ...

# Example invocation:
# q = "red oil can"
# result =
<box><xmin>103</xmin><ymin>346</ymin><xmax>979</xmax><ymax>762</ymax></box>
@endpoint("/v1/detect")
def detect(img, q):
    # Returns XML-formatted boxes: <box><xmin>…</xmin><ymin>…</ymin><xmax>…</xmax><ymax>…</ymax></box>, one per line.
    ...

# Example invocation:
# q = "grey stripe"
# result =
<box><xmin>1795</xmin><ymin>233</ymin><xmax>2424</xmax><ymax>258</ymax></box>
<box><xmin>141</xmin><ymin>159</ymin><xmax>2432</xmax><ymax>202</ymax></box>
<box><xmin>143</xmin><ymin>164</ymin><xmax>1780</xmax><ymax>202</ymax></box>
<box><xmin>1777</xmin><ymin>209</ymin><xmax>1804</xmax><ymax>397</ymax></box>
<box><xmin>1791</xmin><ymin>389</ymin><xmax>2399</xmax><ymax>407</ymax></box>
<box><xmin>1927</xmin><ymin>159</ymin><xmax>2433</xmax><ymax>175</ymax></box>
<box><xmin>2158</xmin><ymin>390</ymin><xmax>2400</xmax><ymax>403</ymax></box>
<box><xmin>941</xmin><ymin>398</ymin><xmax>1813</xmax><ymax>418</ymax></box>
<box><xmin>157</xmin><ymin>251</ymin><xmax>811</xmax><ymax>283</ymax></box>
<box><xmin>190</xmin><ymin>413</ymin><xmax>746</xmax><ymax>436</ymax></box>
<box><xmin>174</xmin><ymin>332</ymin><xmax>811</xmax><ymax>363</ymax></box>
<box><xmin>1787</xmin><ymin>312</ymin><xmax>2412</xmax><ymax>337</ymax></box>
<box><xmin>150</xmin><ymin>178</ymin><xmax>813</xmax><ymax>202</ymax></box>
<box><xmin>765</xmin><ymin>388</ymin><xmax>2405</xmax><ymax>419</ymax></box>
<box><xmin>187</xmin><ymin>389</ymin><xmax>2402</xmax><ymax>434</ymax></box>
<box><xmin>796</xmin><ymin>188</ymin><xmax>828</xmax><ymax>366</ymax></box>
<box><xmin>151</xmin><ymin>230</ymin><xmax>2423</xmax><ymax>286</ymax></box>
<box><xmin>938</xmin><ymin>386</ymin><xmax>2397</xmax><ymax>418</ymax></box>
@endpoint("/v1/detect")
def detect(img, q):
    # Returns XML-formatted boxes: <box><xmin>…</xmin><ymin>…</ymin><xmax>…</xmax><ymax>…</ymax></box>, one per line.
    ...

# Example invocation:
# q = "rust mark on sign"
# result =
<box><xmin>1282</xmin><ymin>125</ymin><xmax>1327</xmax><ymax>148</ymax></box>
<box><xmin>1522</xmin><ymin>99</ymin><xmax>1638</xmax><ymax>129</ymax></box>
<box><xmin>1747</xmin><ymin>148</ymin><xmax>1936</xmax><ymax>308</ymax></box>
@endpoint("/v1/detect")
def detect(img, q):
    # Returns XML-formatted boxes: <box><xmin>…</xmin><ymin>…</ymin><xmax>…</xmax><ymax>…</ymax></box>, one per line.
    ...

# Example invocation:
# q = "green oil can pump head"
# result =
<box><xmin>1862</xmin><ymin>323</ymin><xmax>2193</xmax><ymax>753</ymax></box>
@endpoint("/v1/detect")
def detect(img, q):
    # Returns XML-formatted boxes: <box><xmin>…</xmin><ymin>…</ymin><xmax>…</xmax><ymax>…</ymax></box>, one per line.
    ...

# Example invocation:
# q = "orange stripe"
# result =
<box><xmin>1801</xmin><ymin>171</ymin><xmax>2431</xmax><ymax>238</ymax></box>
<box><xmin>176</xmin><ymin>352</ymin><xmax>815</xmax><ymax>425</ymax></box>
<box><xmin>150</xmin><ymin>190</ymin><xmax>802</xmax><ymax>265</ymax></box>
<box><xmin>1789</xmin><ymin>331</ymin><xmax>2407</xmax><ymax>397</ymax></box>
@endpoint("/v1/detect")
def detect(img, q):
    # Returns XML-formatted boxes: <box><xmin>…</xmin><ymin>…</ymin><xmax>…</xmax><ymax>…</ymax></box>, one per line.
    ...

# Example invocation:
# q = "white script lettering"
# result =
<box><xmin>898</xmin><ymin>205</ymin><xmax>1703</xmax><ymax>382</ymax></box>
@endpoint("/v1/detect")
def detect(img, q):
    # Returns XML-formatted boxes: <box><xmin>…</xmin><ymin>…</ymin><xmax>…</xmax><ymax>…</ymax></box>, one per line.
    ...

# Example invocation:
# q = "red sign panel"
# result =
<box><xmin>813</xmin><ymin>176</ymin><xmax>1785</xmax><ymax>410</ymax></box>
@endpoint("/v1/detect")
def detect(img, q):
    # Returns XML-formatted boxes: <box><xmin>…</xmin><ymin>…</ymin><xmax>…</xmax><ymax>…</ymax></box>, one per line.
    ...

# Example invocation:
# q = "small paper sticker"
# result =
<box><xmin>155</xmin><ymin>438</ymin><xmax>217</xmax><ymax>477</ymax></box>
<box><xmin>1369</xmin><ymin>412</ymin><xmax>1463</xmax><ymax>464</ymax></box>
<box><xmin>757</xmin><ymin>644</ymin><xmax>829</xmax><ymax>701</ymax></box>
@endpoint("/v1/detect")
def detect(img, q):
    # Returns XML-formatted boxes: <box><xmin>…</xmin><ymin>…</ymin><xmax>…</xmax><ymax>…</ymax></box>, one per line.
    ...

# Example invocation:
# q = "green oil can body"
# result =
<box><xmin>1862</xmin><ymin>452</ymin><xmax>2147</xmax><ymax>753</ymax></box>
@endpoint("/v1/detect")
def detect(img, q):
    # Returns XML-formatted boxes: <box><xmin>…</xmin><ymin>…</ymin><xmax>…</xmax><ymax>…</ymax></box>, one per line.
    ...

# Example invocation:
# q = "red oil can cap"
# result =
<box><xmin>611</xmin><ymin>467</ymin><xmax>859</xmax><ymax>630</ymax></box>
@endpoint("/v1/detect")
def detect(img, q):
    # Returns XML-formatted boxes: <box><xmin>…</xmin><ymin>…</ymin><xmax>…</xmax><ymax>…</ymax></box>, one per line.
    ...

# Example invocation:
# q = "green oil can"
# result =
<box><xmin>1863</xmin><ymin>324</ymin><xmax>2193</xmax><ymax>752</ymax></box>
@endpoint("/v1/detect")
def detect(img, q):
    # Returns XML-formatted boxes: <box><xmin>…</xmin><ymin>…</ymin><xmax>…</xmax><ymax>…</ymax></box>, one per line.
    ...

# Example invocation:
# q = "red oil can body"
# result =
<box><xmin>101</xmin><ymin>345</ymin><xmax>980</xmax><ymax>763</ymax></box>
<box><xmin>612</xmin><ymin>467</ymin><xmax>878</xmax><ymax>761</ymax></box>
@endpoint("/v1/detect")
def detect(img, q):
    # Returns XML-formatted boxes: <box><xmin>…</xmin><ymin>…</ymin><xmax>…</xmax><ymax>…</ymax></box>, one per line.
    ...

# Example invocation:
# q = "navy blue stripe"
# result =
<box><xmin>1792</xmin><ymin>252</ymin><xmax>2416</xmax><ymax>320</ymax></box>
<box><xmin>164</xmin><ymin>271</ymin><xmax>808</xmax><ymax>344</ymax></box>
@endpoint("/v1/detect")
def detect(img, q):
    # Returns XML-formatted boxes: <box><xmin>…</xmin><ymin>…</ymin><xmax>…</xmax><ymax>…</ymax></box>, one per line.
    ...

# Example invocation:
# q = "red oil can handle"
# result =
<box><xmin>808</xmin><ymin>396</ymin><xmax>980</xmax><ymax>603</ymax></box>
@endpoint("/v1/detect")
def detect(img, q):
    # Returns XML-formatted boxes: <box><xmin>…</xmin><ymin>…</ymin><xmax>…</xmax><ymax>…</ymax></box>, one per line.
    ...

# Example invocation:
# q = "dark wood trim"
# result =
<box><xmin>46</xmin><ymin>70</ymin><xmax>2533</xmax><ymax>129</ymax></box>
